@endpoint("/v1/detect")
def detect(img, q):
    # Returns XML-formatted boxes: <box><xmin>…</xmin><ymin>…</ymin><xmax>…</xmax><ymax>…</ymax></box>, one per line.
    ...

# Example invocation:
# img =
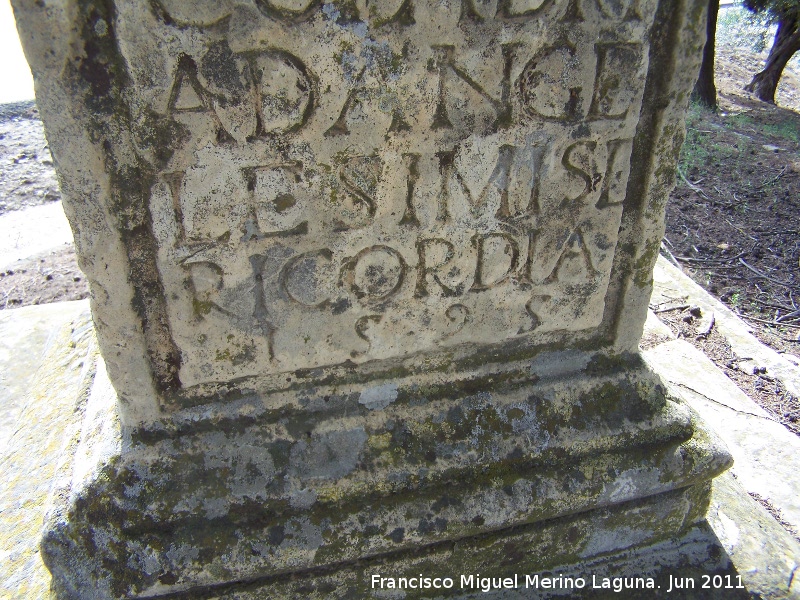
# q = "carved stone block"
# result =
<box><xmin>14</xmin><ymin>0</ymin><xmax>697</xmax><ymax>417</ymax></box>
<box><xmin>11</xmin><ymin>0</ymin><xmax>725</xmax><ymax>597</ymax></box>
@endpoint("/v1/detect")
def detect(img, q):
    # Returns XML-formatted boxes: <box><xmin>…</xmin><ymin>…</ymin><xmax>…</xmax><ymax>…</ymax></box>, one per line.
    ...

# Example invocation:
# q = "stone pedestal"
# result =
<box><xmin>12</xmin><ymin>0</ymin><xmax>727</xmax><ymax>597</ymax></box>
<box><xmin>43</xmin><ymin>355</ymin><xmax>730</xmax><ymax>598</ymax></box>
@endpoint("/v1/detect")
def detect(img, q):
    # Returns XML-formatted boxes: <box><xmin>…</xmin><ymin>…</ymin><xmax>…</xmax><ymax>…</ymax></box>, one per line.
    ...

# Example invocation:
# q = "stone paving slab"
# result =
<box><xmin>647</xmin><ymin>255</ymin><xmax>800</xmax><ymax>541</ymax></box>
<box><xmin>644</xmin><ymin>337</ymin><xmax>800</xmax><ymax>540</ymax></box>
<box><xmin>706</xmin><ymin>471</ymin><xmax>800</xmax><ymax>600</ymax></box>
<box><xmin>0</xmin><ymin>305</ymin><xmax>96</xmax><ymax>600</ymax></box>
<box><xmin>0</xmin><ymin>300</ymin><xmax>88</xmax><ymax>456</ymax></box>
<box><xmin>652</xmin><ymin>256</ymin><xmax>800</xmax><ymax>399</ymax></box>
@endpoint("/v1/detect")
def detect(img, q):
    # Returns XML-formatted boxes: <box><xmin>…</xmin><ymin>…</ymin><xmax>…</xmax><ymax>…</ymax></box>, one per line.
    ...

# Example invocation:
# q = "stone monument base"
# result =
<box><xmin>41</xmin><ymin>351</ymin><xmax>731</xmax><ymax>599</ymax></box>
<box><xmin>199</xmin><ymin>521</ymin><xmax>740</xmax><ymax>599</ymax></box>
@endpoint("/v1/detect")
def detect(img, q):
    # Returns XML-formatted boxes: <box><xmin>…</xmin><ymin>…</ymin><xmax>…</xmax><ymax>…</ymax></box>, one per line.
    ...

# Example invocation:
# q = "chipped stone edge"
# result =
<box><xmin>708</xmin><ymin>471</ymin><xmax>800</xmax><ymax>600</ymax></box>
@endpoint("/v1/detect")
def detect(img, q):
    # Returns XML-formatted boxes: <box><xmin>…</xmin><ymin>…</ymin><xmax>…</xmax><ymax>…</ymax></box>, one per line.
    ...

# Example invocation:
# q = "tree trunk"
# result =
<box><xmin>745</xmin><ymin>15</ymin><xmax>800</xmax><ymax>104</ymax></box>
<box><xmin>692</xmin><ymin>0</ymin><xmax>719</xmax><ymax>109</ymax></box>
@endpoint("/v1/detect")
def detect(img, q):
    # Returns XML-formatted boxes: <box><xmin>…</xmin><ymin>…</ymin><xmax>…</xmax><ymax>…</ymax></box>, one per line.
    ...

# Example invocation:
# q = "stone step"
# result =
<box><xmin>646</xmin><ymin>255</ymin><xmax>800</xmax><ymax>538</ymax></box>
<box><xmin>0</xmin><ymin>299</ymin><xmax>89</xmax><ymax>456</ymax></box>
<box><xmin>0</xmin><ymin>302</ymin><xmax>96</xmax><ymax>599</ymax></box>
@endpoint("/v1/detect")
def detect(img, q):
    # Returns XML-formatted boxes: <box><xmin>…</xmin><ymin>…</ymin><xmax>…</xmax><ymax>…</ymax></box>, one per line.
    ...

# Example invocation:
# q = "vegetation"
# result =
<box><xmin>743</xmin><ymin>0</ymin><xmax>800</xmax><ymax>103</ymax></box>
<box><xmin>672</xmin><ymin>49</ymin><xmax>800</xmax><ymax>357</ymax></box>
<box><xmin>668</xmin><ymin>89</ymin><xmax>800</xmax><ymax>429</ymax></box>
<box><xmin>695</xmin><ymin>1</ymin><xmax>800</xmax><ymax>106</ymax></box>
<box><xmin>717</xmin><ymin>5</ymin><xmax>773</xmax><ymax>49</ymax></box>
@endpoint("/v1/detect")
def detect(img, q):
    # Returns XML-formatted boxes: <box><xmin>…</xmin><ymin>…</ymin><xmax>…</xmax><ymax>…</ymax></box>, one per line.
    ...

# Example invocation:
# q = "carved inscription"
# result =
<box><xmin>153</xmin><ymin>0</ymin><xmax>643</xmax><ymax>27</ymax></box>
<box><xmin>167</xmin><ymin>48</ymin><xmax>316</xmax><ymax>142</ymax></box>
<box><xmin>135</xmin><ymin>0</ymin><xmax>655</xmax><ymax>386</ymax></box>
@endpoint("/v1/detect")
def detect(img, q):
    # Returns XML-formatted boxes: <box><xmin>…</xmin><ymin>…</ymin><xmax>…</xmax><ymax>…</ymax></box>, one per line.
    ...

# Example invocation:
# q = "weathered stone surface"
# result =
<box><xmin>11</xmin><ymin>0</ymin><xmax>726</xmax><ymax>598</ymax></box>
<box><xmin>13</xmin><ymin>0</ymin><xmax>706</xmax><ymax>423</ymax></box>
<box><xmin>0</xmin><ymin>305</ymin><xmax>96</xmax><ymax>600</ymax></box>
<box><xmin>645</xmin><ymin>337</ymin><xmax>800</xmax><ymax>542</ymax></box>
<box><xmin>706</xmin><ymin>472</ymin><xmax>800</xmax><ymax>600</ymax></box>
<box><xmin>9</xmin><ymin>281</ymin><xmax>800</xmax><ymax>599</ymax></box>
<box><xmin>42</xmin><ymin>356</ymin><xmax>731</xmax><ymax>598</ymax></box>
<box><xmin>9</xmin><ymin>301</ymin><xmax>800</xmax><ymax>599</ymax></box>
<box><xmin>0</xmin><ymin>300</ymin><xmax>87</xmax><ymax>454</ymax></box>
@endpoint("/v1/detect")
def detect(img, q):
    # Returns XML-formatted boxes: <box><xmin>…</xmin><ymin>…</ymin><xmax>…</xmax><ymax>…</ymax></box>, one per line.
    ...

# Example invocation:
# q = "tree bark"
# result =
<box><xmin>745</xmin><ymin>15</ymin><xmax>800</xmax><ymax>104</ymax></box>
<box><xmin>692</xmin><ymin>0</ymin><xmax>720</xmax><ymax>108</ymax></box>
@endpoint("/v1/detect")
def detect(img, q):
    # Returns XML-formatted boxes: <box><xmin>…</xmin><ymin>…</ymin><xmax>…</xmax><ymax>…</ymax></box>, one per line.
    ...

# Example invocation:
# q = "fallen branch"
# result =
<box><xmin>759</xmin><ymin>230</ymin><xmax>799</xmax><ymax>236</ymax></box>
<box><xmin>653</xmin><ymin>304</ymin><xmax>690</xmax><ymax>314</ymax></box>
<box><xmin>677</xmin><ymin>167</ymin><xmax>710</xmax><ymax>200</ymax></box>
<box><xmin>726</xmin><ymin>217</ymin><xmax>759</xmax><ymax>242</ymax></box>
<box><xmin>742</xmin><ymin>315</ymin><xmax>800</xmax><ymax>330</ymax></box>
<box><xmin>752</xmin><ymin>299</ymin><xmax>796</xmax><ymax>312</ymax></box>
<box><xmin>673</xmin><ymin>251</ymin><xmax>746</xmax><ymax>264</ymax></box>
<box><xmin>696</xmin><ymin>312</ymin><xmax>715</xmax><ymax>339</ymax></box>
<box><xmin>776</xmin><ymin>310</ymin><xmax>800</xmax><ymax>323</ymax></box>
<box><xmin>727</xmin><ymin>356</ymin><xmax>754</xmax><ymax>363</ymax></box>
<box><xmin>739</xmin><ymin>258</ymin><xmax>797</xmax><ymax>289</ymax></box>
<box><xmin>756</xmin><ymin>166</ymin><xmax>787</xmax><ymax>189</ymax></box>
<box><xmin>694</xmin><ymin>265</ymin><xmax>745</xmax><ymax>271</ymax></box>
<box><xmin>660</xmin><ymin>242</ymin><xmax>681</xmax><ymax>269</ymax></box>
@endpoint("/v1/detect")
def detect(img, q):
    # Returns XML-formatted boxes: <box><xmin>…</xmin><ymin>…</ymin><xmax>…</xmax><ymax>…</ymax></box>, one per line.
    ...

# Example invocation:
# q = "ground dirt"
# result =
<box><xmin>0</xmin><ymin>101</ymin><xmax>88</xmax><ymax>307</ymax></box>
<box><xmin>748</xmin><ymin>492</ymin><xmax>800</xmax><ymax>542</ymax></box>
<box><xmin>0</xmin><ymin>101</ymin><xmax>61</xmax><ymax>215</ymax></box>
<box><xmin>660</xmin><ymin>43</ymin><xmax>800</xmax><ymax>437</ymax></box>
<box><xmin>656</xmin><ymin>306</ymin><xmax>800</xmax><ymax>436</ymax></box>
<box><xmin>0</xmin><ymin>247</ymin><xmax>88</xmax><ymax>309</ymax></box>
